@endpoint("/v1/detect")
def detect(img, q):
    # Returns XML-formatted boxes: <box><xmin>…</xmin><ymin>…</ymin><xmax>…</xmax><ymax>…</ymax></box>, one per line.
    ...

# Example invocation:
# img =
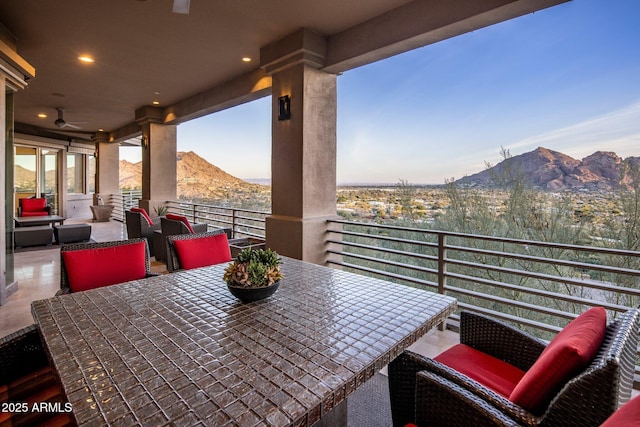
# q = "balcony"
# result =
<box><xmin>3</xmin><ymin>201</ymin><xmax>639</xmax><ymax>425</ymax></box>
<box><xmin>4</xmin><ymin>202</ymin><xmax>639</xmax><ymax>379</ymax></box>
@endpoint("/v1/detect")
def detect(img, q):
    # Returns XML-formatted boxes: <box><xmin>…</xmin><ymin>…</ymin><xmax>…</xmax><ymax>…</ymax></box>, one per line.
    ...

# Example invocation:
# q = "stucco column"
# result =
<box><xmin>94</xmin><ymin>132</ymin><xmax>120</xmax><ymax>204</ymax></box>
<box><xmin>136</xmin><ymin>107</ymin><xmax>177</xmax><ymax>215</ymax></box>
<box><xmin>262</xmin><ymin>29</ymin><xmax>338</xmax><ymax>264</ymax></box>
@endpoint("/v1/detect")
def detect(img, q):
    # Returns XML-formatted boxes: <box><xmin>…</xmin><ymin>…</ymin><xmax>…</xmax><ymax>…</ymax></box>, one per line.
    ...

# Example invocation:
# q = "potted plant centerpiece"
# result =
<box><xmin>223</xmin><ymin>247</ymin><xmax>283</xmax><ymax>302</ymax></box>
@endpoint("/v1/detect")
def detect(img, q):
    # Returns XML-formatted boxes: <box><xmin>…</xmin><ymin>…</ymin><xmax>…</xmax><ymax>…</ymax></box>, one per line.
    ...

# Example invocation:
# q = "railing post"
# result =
<box><xmin>232</xmin><ymin>209</ymin><xmax>237</xmax><ymax>239</ymax></box>
<box><xmin>437</xmin><ymin>233</ymin><xmax>448</xmax><ymax>331</ymax></box>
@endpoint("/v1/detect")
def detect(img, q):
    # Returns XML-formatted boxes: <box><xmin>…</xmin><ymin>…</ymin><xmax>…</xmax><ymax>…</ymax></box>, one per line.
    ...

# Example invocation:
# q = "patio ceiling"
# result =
<box><xmin>0</xmin><ymin>0</ymin><xmax>568</xmax><ymax>142</ymax></box>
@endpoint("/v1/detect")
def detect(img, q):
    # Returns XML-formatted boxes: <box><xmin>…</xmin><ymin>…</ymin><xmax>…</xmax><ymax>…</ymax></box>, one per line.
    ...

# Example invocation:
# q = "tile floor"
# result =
<box><xmin>0</xmin><ymin>217</ymin><xmax>458</xmax><ymax>360</ymax></box>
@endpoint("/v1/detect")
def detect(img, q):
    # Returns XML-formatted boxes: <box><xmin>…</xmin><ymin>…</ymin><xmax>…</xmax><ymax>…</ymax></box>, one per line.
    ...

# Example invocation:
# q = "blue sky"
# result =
<box><xmin>122</xmin><ymin>0</ymin><xmax>640</xmax><ymax>185</ymax></box>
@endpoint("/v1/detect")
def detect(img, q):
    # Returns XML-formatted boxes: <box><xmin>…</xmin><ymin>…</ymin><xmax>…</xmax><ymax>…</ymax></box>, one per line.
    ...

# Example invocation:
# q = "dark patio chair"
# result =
<box><xmin>166</xmin><ymin>230</ymin><xmax>231</xmax><ymax>272</ymax></box>
<box><xmin>125</xmin><ymin>208</ymin><xmax>161</xmax><ymax>256</ymax></box>
<box><xmin>57</xmin><ymin>238</ymin><xmax>155</xmax><ymax>295</ymax></box>
<box><xmin>389</xmin><ymin>308</ymin><xmax>640</xmax><ymax>427</ymax></box>
<box><xmin>154</xmin><ymin>215</ymin><xmax>208</xmax><ymax>262</ymax></box>
<box><xmin>0</xmin><ymin>325</ymin><xmax>73</xmax><ymax>426</ymax></box>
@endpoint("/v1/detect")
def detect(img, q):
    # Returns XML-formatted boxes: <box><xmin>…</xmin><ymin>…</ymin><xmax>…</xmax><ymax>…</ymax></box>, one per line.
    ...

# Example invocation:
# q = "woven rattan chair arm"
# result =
<box><xmin>418</xmin><ymin>356</ymin><xmax>539</xmax><ymax>425</ymax></box>
<box><xmin>415</xmin><ymin>371</ymin><xmax>523</xmax><ymax>427</ymax></box>
<box><xmin>460</xmin><ymin>311</ymin><xmax>546</xmax><ymax>371</ymax></box>
<box><xmin>0</xmin><ymin>325</ymin><xmax>48</xmax><ymax>384</ymax></box>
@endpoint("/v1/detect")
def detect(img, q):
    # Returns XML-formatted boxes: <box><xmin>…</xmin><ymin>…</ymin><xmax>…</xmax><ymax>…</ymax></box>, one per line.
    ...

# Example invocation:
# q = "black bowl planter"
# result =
<box><xmin>227</xmin><ymin>281</ymin><xmax>280</xmax><ymax>303</ymax></box>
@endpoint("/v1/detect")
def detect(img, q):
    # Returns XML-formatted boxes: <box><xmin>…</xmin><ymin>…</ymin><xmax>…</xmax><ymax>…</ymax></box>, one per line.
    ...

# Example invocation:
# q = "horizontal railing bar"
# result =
<box><xmin>445</xmin><ymin>271</ymin><xmax>631</xmax><ymax>313</ymax></box>
<box><xmin>446</xmin><ymin>285</ymin><xmax>579</xmax><ymax>320</ymax></box>
<box><xmin>326</xmin><ymin>238</ymin><xmax>438</xmax><ymax>263</ymax></box>
<box><xmin>332</xmin><ymin>228</ymin><xmax>437</xmax><ymax>250</ymax></box>
<box><xmin>327</xmin><ymin>259</ymin><xmax>439</xmax><ymax>291</ymax></box>
<box><xmin>456</xmin><ymin>302</ymin><xmax>562</xmax><ymax>335</ymax></box>
<box><xmin>446</xmin><ymin>257</ymin><xmax>640</xmax><ymax>297</ymax></box>
<box><xmin>328</xmin><ymin>249</ymin><xmax>437</xmax><ymax>276</ymax></box>
<box><xmin>446</xmin><ymin>244</ymin><xmax>640</xmax><ymax>277</ymax></box>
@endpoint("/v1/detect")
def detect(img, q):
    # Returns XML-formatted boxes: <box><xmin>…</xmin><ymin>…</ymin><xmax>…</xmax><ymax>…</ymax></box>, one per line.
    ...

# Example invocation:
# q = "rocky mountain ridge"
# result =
<box><xmin>456</xmin><ymin>147</ymin><xmax>640</xmax><ymax>191</ymax></box>
<box><xmin>119</xmin><ymin>151</ymin><xmax>265</xmax><ymax>199</ymax></box>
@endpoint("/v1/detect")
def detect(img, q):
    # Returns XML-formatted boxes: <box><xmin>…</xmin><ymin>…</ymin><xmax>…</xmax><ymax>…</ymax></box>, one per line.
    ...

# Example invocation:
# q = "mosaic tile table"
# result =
<box><xmin>32</xmin><ymin>257</ymin><xmax>456</xmax><ymax>426</ymax></box>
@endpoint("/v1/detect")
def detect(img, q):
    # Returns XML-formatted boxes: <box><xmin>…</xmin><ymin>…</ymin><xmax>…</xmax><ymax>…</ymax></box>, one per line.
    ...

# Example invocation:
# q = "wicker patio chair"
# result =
<box><xmin>57</xmin><ymin>238</ymin><xmax>155</xmax><ymax>295</ymax></box>
<box><xmin>125</xmin><ymin>208</ymin><xmax>161</xmax><ymax>256</ymax></box>
<box><xmin>154</xmin><ymin>216</ymin><xmax>208</xmax><ymax>262</ymax></box>
<box><xmin>166</xmin><ymin>230</ymin><xmax>231</xmax><ymax>272</ymax></box>
<box><xmin>0</xmin><ymin>325</ymin><xmax>74</xmax><ymax>426</ymax></box>
<box><xmin>389</xmin><ymin>309</ymin><xmax>640</xmax><ymax>427</ymax></box>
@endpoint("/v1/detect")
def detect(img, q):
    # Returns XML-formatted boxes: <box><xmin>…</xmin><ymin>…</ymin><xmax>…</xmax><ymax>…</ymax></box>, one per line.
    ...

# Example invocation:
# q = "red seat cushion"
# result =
<box><xmin>509</xmin><ymin>307</ymin><xmax>607</xmax><ymax>414</ymax></box>
<box><xmin>21</xmin><ymin>211</ymin><xmax>49</xmax><ymax>217</ymax></box>
<box><xmin>166</xmin><ymin>213</ymin><xmax>194</xmax><ymax>234</ymax></box>
<box><xmin>173</xmin><ymin>234</ymin><xmax>231</xmax><ymax>270</ymax></box>
<box><xmin>434</xmin><ymin>343</ymin><xmax>525</xmax><ymax>398</ymax></box>
<box><xmin>131</xmin><ymin>207</ymin><xmax>154</xmax><ymax>226</ymax></box>
<box><xmin>601</xmin><ymin>395</ymin><xmax>640</xmax><ymax>427</ymax></box>
<box><xmin>62</xmin><ymin>242</ymin><xmax>147</xmax><ymax>292</ymax></box>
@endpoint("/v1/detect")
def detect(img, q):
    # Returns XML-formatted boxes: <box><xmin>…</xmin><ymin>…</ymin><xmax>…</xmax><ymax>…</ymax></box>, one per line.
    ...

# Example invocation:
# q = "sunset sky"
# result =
<box><xmin>122</xmin><ymin>0</ymin><xmax>640</xmax><ymax>185</ymax></box>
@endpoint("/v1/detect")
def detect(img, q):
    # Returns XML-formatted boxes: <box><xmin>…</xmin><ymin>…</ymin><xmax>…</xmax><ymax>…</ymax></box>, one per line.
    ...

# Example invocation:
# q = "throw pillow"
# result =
<box><xmin>509</xmin><ymin>306</ymin><xmax>607</xmax><ymax>414</ymax></box>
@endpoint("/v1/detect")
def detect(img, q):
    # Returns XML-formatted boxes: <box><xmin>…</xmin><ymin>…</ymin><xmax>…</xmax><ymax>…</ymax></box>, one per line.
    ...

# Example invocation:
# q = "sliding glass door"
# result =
<box><xmin>14</xmin><ymin>145</ymin><xmax>60</xmax><ymax>215</ymax></box>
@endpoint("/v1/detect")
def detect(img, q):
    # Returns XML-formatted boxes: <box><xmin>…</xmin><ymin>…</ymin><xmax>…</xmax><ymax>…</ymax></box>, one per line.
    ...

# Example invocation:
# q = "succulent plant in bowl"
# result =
<box><xmin>223</xmin><ymin>248</ymin><xmax>283</xmax><ymax>301</ymax></box>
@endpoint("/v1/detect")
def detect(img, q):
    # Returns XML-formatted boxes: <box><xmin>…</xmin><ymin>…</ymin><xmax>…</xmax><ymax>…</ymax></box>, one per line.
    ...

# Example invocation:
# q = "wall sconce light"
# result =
<box><xmin>278</xmin><ymin>95</ymin><xmax>291</xmax><ymax>121</ymax></box>
<box><xmin>141</xmin><ymin>135</ymin><xmax>148</xmax><ymax>148</ymax></box>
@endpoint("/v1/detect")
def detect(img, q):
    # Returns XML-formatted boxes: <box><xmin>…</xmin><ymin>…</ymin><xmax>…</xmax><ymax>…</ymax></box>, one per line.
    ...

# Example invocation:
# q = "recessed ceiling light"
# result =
<box><xmin>242</xmin><ymin>57</ymin><xmax>252</xmax><ymax>62</ymax></box>
<box><xmin>152</xmin><ymin>101</ymin><xmax>160</xmax><ymax>105</ymax></box>
<box><xmin>78</xmin><ymin>55</ymin><xmax>95</xmax><ymax>64</ymax></box>
<box><xmin>37</xmin><ymin>113</ymin><xmax>47</xmax><ymax>118</ymax></box>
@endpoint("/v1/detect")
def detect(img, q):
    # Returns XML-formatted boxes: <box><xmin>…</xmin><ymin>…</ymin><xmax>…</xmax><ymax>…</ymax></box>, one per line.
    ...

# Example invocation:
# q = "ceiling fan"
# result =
<box><xmin>54</xmin><ymin>107</ymin><xmax>83</xmax><ymax>129</ymax></box>
<box><xmin>172</xmin><ymin>0</ymin><xmax>190</xmax><ymax>14</ymax></box>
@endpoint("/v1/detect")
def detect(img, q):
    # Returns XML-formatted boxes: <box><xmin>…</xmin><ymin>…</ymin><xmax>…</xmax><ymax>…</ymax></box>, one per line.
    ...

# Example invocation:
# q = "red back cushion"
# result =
<box><xmin>166</xmin><ymin>213</ymin><xmax>194</xmax><ymax>234</ymax></box>
<box><xmin>509</xmin><ymin>307</ymin><xmax>607</xmax><ymax>414</ymax></box>
<box><xmin>435</xmin><ymin>344</ymin><xmax>525</xmax><ymax>398</ymax></box>
<box><xmin>62</xmin><ymin>242</ymin><xmax>147</xmax><ymax>292</ymax></box>
<box><xmin>21</xmin><ymin>198</ymin><xmax>47</xmax><ymax>212</ymax></box>
<box><xmin>131</xmin><ymin>207</ymin><xmax>154</xmax><ymax>226</ymax></box>
<box><xmin>173</xmin><ymin>234</ymin><xmax>231</xmax><ymax>270</ymax></box>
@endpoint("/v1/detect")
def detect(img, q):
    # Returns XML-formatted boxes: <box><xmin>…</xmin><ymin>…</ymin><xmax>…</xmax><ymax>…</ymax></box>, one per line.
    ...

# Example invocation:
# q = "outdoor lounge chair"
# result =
<box><xmin>166</xmin><ymin>230</ymin><xmax>231</xmax><ymax>272</ymax></box>
<box><xmin>0</xmin><ymin>325</ymin><xmax>72</xmax><ymax>426</ymax></box>
<box><xmin>125</xmin><ymin>208</ymin><xmax>161</xmax><ymax>256</ymax></box>
<box><xmin>388</xmin><ymin>308</ymin><xmax>640</xmax><ymax>427</ymax></box>
<box><xmin>57</xmin><ymin>238</ymin><xmax>155</xmax><ymax>295</ymax></box>
<box><xmin>154</xmin><ymin>215</ymin><xmax>208</xmax><ymax>262</ymax></box>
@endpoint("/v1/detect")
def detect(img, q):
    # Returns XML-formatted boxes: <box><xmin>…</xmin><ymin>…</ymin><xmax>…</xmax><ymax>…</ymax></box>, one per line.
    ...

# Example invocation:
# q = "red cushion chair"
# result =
<box><xmin>57</xmin><ymin>238</ymin><xmax>155</xmax><ymax>294</ymax></box>
<box><xmin>166</xmin><ymin>230</ymin><xmax>231</xmax><ymax>272</ymax></box>
<box><xmin>18</xmin><ymin>198</ymin><xmax>51</xmax><ymax>217</ymax></box>
<box><xmin>155</xmin><ymin>215</ymin><xmax>208</xmax><ymax>262</ymax></box>
<box><xmin>125</xmin><ymin>208</ymin><xmax>161</xmax><ymax>257</ymax></box>
<box><xmin>389</xmin><ymin>308</ymin><xmax>640</xmax><ymax>427</ymax></box>
<box><xmin>165</xmin><ymin>213</ymin><xmax>195</xmax><ymax>233</ymax></box>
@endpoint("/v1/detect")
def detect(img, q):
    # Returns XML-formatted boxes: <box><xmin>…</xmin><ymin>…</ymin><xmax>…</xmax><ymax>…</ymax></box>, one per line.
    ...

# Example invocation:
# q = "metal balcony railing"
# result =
<box><xmin>166</xmin><ymin>200</ymin><xmax>267</xmax><ymax>239</ymax></box>
<box><xmin>326</xmin><ymin>218</ymin><xmax>640</xmax><ymax>384</ymax></box>
<box><xmin>107</xmin><ymin>190</ymin><xmax>143</xmax><ymax>222</ymax></box>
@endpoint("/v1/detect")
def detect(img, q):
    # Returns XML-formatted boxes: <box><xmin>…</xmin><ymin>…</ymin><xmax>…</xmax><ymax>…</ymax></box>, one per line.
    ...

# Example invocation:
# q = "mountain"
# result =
<box><xmin>119</xmin><ymin>151</ymin><xmax>266</xmax><ymax>199</ymax></box>
<box><xmin>456</xmin><ymin>147</ymin><xmax>640</xmax><ymax>191</ymax></box>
